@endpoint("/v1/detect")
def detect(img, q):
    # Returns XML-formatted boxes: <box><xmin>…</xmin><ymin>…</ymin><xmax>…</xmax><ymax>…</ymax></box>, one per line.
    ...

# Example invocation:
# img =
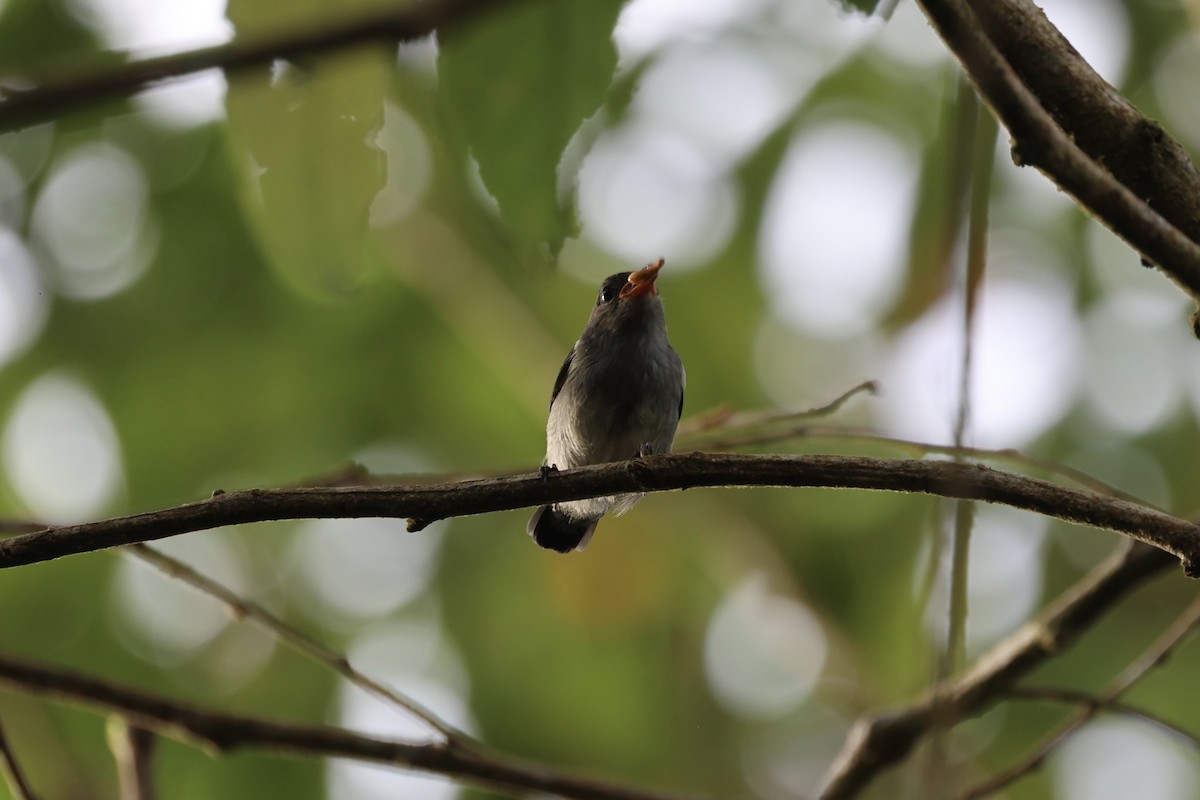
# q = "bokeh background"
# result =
<box><xmin>2</xmin><ymin>0</ymin><xmax>1200</xmax><ymax>797</ymax></box>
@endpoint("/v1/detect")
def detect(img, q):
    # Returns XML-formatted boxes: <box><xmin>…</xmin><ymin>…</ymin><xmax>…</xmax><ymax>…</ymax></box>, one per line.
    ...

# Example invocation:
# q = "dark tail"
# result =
<box><xmin>527</xmin><ymin>506</ymin><xmax>599</xmax><ymax>553</ymax></box>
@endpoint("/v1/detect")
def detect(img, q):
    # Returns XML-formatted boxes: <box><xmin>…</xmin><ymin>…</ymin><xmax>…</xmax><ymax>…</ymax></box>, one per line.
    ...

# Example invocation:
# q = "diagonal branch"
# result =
<box><xmin>818</xmin><ymin>540</ymin><xmax>1176</xmax><ymax>799</ymax></box>
<box><xmin>961</xmin><ymin>593</ymin><xmax>1200</xmax><ymax>798</ymax></box>
<box><xmin>0</xmin><ymin>0</ymin><xmax>511</xmax><ymax>131</ymax></box>
<box><xmin>0</xmin><ymin>651</ymin><xmax>694</xmax><ymax>800</ymax></box>
<box><xmin>126</xmin><ymin>543</ymin><xmax>476</xmax><ymax>749</ymax></box>
<box><xmin>913</xmin><ymin>0</ymin><xmax>1200</xmax><ymax>307</ymax></box>
<box><xmin>969</xmin><ymin>0</ymin><xmax>1200</xmax><ymax>253</ymax></box>
<box><xmin>1</xmin><ymin>453</ymin><xmax>1199</xmax><ymax>573</ymax></box>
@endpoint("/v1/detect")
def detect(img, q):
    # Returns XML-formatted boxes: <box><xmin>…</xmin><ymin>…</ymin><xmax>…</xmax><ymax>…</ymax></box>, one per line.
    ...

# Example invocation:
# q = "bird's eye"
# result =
<box><xmin>599</xmin><ymin>286</ymin><xmax>616</xmax><ymax>304</ymax></box>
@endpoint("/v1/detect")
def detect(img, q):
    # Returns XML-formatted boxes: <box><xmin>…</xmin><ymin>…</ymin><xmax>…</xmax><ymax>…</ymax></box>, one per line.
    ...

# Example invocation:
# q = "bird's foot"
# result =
<box><xmin>539</xmin><ymin>464</ymin><xmax>559</xmax><ymax>481</ymax></box>
<box><xmin>635</xmin><ymin>442</ymin><xmax>655</xmax><ymax>459</ymax></box>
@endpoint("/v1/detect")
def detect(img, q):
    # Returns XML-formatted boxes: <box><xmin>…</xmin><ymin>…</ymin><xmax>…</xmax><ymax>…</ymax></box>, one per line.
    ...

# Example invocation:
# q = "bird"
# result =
<box><xmin>527</xmin><ymin>258</ymin><xmax>685</xmax><ymax>553</ymax></box>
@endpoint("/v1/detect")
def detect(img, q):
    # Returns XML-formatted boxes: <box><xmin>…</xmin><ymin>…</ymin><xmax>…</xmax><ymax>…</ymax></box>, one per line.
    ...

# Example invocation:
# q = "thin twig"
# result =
<box><xmin>675</xmin><ymin>381</ymin><xmax>878</xmax><ymax>438</ymax></box>
<box><xmin>0</xmin><ymin>0</ymin><xmax>511</xmax><ymax>131</ymax></box>
<box><xmin>2</xmin><ymin>454</ymin><xmax>1197</xmax><ymax>573</ymax></box>
<box><xmin>126</xmin><ymin>543</ymin><xmax>476</xmax><ymax>749</ymax></box>
<box><xmin>818</xmin><ymin>540</ymin><xmax>1175</xmax><ymax>799</ymax></box>
<box><xmin>0</xmin><ymin>715</ymin><xmax>37</xmax><ymax>800</ymax></box>
<box><xmin>1006</xmin><ymin>687</ymin><xmax>1200</xmax><ymax>751</ymax></box>
<box><xmin>960</xmin><ymin>594</ymin><xmax>1200</xmax><ymax>798</ymax></box>
<box><xmin>693</xmin><ymin>425</ymin><xmax>1150</xmax><ymax>506</ymax></box>
<box><xmin>107</xmin><ymin>718</ymin><xmax>157</xmax><ymax>800</ymax></box>
<box><xmin>0</xmin><ymin>651</ymin><xmax>695</xmax><ymax>800</ymax></box>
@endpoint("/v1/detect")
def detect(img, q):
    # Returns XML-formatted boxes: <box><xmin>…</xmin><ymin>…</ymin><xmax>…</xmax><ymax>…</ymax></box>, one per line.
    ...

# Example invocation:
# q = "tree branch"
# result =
<box><xmin>970</xmin><ymin>0</ymin><xmax>1200</xmax><ymax>254</ymax></box>
<box><xmin>818</xmin><ymin>540</ymin><xmax>1175</xmax><ymax>799</ymax></box>
<box><xmin>1</xmin><ymin>453</ymin><xmax>1198</xmax><ymax>573</ymax></box>
<box><xmin>0</xmin><ymin>0</ymin><xmax>511</xmax><ymax>131</ymax></box>
<box><xmin>126</xmin><ymin>543</ymin><xmax>476</xmax><ymax>748</ymax></box>
<box><xmin>913</xmin><ymin>0</ymin><xmax>1200</xmax><ymax>308</ymax></box>
<box><xmin>961</xmin><ymin>592</ymin><xmax>1200</xmax><ymax>798</ymax></box>
<box><xmin>0</xmin><ymin>651</ymin><xmax>694</xmax><ymax>800</ymax></box>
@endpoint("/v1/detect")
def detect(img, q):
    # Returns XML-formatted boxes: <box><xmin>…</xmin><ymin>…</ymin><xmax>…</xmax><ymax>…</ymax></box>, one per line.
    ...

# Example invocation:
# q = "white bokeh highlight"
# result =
<box><xmin>880</xmin><ymin>273</ymin><xmax>1082</xmax><ymax>448</ymax></box>
<box><xmin>759</xmin><ymin>121</ymin><xmax>917</xmax><ymax>338</ymax></box>
<box><xmin>288</xmin><ymin>517</ymin><xmax>443</xmax><ymax>627</ymax></box>
<box><xmin>64</xmin><ymin>0</ymin><xmax>230</xmax><ymax>52</ymax></box>
<box><xmin>31</xmin><ymin>143</ymin><xmax>157</xmax><ymax>300</ymax></box>
<box><xmin>0</xmin><ymin>229</ymin><xmax>49</xmax><ymax>369</ymax></box>
<box><xmin>614</xmin><ymin>0</ymin><xmax>771</xmax><ymax>65</ymax></box>
<box><xmin>922</xmin><ymin>505</ymin><xmax>1046</xmax><ymax>652</ymax></box>
<box><xmin>111</xmin><ymin>535</ymin><xmax>249</xmax><ymax>664</ymax></box>
<box><xmin>632</xmin><ymin>40</ymin><xmax>800</xmax><ymax>167</ymax></box>
<box><xmin>704</xmin><ymin>573</ymin><xmax>828</xmax><ymax>720</ymax></box>
<box><xmin>577</xmin><ymin>122</ymin><xmax>738</xmax><ymax>267</ymax></box>
<box><xmin>1054</xmin><ymin>719</ymin><xmax>1199</xmax><ymax>800</ymax></box>
<box><xmin>2</xmin><ymin>372</ymin><xmax>124</xmax><ymax>522</ymax></box>
<box><xmin>328</xmin><ymin>620</ymin><xmax>475</xmax><ymax>800</ymax></box>
<box><xmin>1081</xmin><ymin>291</ymin><xmax>1186</xmax><ymax>436</ymax></box>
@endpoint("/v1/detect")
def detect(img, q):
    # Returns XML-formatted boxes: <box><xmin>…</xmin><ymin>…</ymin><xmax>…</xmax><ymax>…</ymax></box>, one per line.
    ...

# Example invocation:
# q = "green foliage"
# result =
<box><xmin>1</xmin><ymin>1</ymin><xmax>1199</xmax><ymax>800</ymax></box>
<box><xmin>438</xmin><ymin>0</ymin><xmax>624</xmax><ymax>257</ymax></box>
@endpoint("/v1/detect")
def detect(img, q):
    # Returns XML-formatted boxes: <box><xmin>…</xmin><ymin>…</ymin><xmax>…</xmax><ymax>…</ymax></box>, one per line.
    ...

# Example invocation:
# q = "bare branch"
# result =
<box><xmin>0</xmin><ymin>715</ymin><xmax>38</xmax><ymax>800</ymax></box>
<box><xmin>676</xmin><ymin>381</ymin><xmax>878</xmax><ymax>439</ymax></box>
<box><xmin>913</xmin><ymin>0</ymin><xmax>1200</xmax><ymax>308</ymax></box>
<box><xmin>970</xmin><ymin>0</ymin><xmax>1200</xmax><ymax>256</ymax></box>
<box><xmin>818</xmin><ymin>541</ymin><xmax>1175</xmax><ymax>799</ymax></box>
<box><xmin>961</xmin><ymin>593</ymin><xmax>1200</xmax><ymax>798</ymax></box>
<box><xmin>107</xmin><ymin>719</ymin><xmax>157</xmax><ymax>800</ymax></box>
<box><xmin>0</xmin><ymin>0</ymin><xmax>511</xmax><ymax>131</ymax></box>
<box><xmin>2</xmin><ymin>453</ymin><xmax>1197</xmax><ymax>573</ymax></box>
<box><xmin>0</xmin><ymin>651</ymin><xmax>695</xmax><ymax>800</ymax></box>
<box><xmin>126</xmin><ymin>543</ymin><xmax>476</xmax><ymax>748</ymax></box>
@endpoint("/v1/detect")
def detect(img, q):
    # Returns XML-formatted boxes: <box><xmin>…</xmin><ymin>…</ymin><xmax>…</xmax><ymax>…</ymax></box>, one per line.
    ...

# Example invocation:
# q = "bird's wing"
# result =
<box><xmin>549</xmin><ymin>346</ymin><xmax>575</xmax><ymax>410</ymax></box>
<box><xmin>677</xmin><ymin>363</ymin><xmax>686</xmax><ymax>418</ymax></box>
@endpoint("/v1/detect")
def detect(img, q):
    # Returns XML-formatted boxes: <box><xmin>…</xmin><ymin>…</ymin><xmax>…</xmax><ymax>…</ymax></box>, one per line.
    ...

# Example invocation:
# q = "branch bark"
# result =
<box><xmin>914</xmin><ymin>0</ymin><xmax>1200</xmax><ymax>307</ymax></box>
<box><xmin>0</xmin><ymin>0</ymin><xmax>511</xmax><ymax>131</ymax></box>
<box><xmin>0</xmin><ymin>651</ymin><xmax>692</xmax><ymax>800</ymax></box>
<box><xmin>971</xmin><ymin>0</ymin><xmax>1200</xmax><ymax>248</ymax></box>
<box><xmin>2</xmin><ymin>453</ymin><xmax>1198</xmax><ymax>574</ymax></box>
<box><xmin>818</xmin><ymin>540</ymin><xmax>1176</xmax><ymax>799</ymax></box>
<box><xmin>961</xmin><ymin>591</ymin><xmax>1200</xmax><ymax>798</ymax></box>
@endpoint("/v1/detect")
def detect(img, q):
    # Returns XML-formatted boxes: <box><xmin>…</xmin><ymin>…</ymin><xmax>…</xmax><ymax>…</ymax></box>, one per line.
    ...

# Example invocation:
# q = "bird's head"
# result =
<box><xmin>585</xmin><ymin>258</ymin><xmax>667</xmax><ymax>338</ymax></box>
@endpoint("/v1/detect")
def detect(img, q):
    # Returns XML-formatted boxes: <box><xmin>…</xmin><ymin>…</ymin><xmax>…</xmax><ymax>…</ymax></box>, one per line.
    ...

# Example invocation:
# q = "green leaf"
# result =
<box><xmin>438</xmin><ymin>0</ymin><xmax>624</xmax><ymax>257</ymax></box>
<box><xmin>224</xmin><ymin>0</ymin><xmax>388</xmax><ymax>298</ymax></box>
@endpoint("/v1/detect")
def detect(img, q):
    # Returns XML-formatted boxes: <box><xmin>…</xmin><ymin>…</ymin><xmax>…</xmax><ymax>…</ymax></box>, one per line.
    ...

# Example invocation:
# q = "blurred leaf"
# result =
<box><xmin>438</xmin><ymin>0</ymin><xmax>624</xmax><ymax>257</ymax></box>
<box><xmin>832</xmin><ymin>0</ymin><xmax>887</xmax><ymax>15</ymax></box>
<box><xmin>224</xmin><ymin>0</ymin><xmax>388</xmax><ymax>298</ymax></box>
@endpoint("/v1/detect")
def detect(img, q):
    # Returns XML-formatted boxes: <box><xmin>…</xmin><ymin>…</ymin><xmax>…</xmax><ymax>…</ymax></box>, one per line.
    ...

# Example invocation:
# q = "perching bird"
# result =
<box><xmin>527</xmin><ymin>258</ymin><xmax>685</xmax><ymax>553</ymax></box>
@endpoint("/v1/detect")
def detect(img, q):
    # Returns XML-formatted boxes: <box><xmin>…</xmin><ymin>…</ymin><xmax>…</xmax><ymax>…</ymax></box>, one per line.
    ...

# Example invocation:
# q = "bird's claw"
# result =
<box><xmin>539</xmin><ymin>464</ymin><xmax>559</xmax><ymax>481</ymax></box>
<box><xmin>636</xmin><ymin>442</ymin><xmax>654</xmax><ymax>459</ymax></box>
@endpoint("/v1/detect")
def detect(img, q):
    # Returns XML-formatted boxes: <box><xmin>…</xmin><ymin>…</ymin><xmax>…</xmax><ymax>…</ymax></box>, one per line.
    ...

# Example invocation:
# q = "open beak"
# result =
<box><xmin>620</xmin><ymin>258</ymin><xmax>665</xmax><ymax>300</ymax></box>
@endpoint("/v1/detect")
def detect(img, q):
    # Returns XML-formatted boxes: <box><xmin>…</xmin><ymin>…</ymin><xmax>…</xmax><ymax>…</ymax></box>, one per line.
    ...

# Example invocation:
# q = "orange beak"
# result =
<box><xmin>620</xmin><ymin>258</ymin><xmax>665</xmax><ymax>300</ymax></box>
